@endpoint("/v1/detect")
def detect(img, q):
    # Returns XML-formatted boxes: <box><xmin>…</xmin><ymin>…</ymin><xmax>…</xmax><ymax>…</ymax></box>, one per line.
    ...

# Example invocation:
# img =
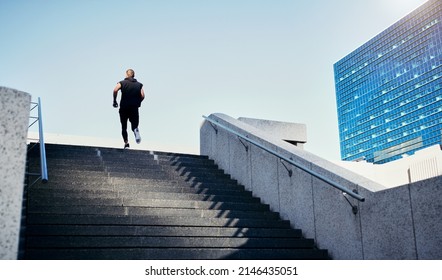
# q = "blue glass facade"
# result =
<box><xmin>334</xmin><ymin>0</ymin><xmax>442</xmax><ymax>164</ymax></box>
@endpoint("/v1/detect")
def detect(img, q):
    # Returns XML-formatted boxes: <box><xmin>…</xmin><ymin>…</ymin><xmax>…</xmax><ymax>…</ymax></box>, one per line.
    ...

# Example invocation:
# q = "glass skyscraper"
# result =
<box><xmin>334</xmin><ymin>0</ymin><xmax>442</xmax><ymax>164</ymax></box>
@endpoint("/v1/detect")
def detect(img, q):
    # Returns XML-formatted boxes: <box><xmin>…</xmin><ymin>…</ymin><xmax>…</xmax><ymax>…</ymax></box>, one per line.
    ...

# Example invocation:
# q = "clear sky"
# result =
<box><xmin>0</xmin><ymin>0</ymin><xmax>428</xmax><ymax>160</ymax></box>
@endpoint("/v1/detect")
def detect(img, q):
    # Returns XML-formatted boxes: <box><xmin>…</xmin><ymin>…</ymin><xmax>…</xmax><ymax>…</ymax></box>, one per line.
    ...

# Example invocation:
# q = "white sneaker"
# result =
<box><xmin>134</xmin><ymin>128</ymin><xmax>141</xmax><ymax>144</ymax></box>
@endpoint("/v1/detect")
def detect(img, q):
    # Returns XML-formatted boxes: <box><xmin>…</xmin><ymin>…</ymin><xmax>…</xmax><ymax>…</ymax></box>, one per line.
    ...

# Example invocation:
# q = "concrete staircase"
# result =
<box><xmin>22</xmin><ymin>143</ymin><xmax>328</xmax><ymax>260</ymax></box>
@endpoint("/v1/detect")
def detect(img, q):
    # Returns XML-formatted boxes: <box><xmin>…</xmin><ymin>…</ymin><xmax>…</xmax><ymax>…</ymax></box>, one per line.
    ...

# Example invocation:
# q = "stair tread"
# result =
<box><xmin>27</xmin><ymin>205</ymin><xmax>279</xmax><ymax>218</ymax></box>
<box><xmin>27</xmin><ymin>213</ymin><xmax>290</xmax><ymax>228</ymax></box>
<box><xmin>29</xmin><ymin>185</ymin><xmax>251</xmax><ymax>195</ymax></box>
<box><xmin>26</xmin><ymin>236</ymin><xmax>315</xmax><ymax>249</ymax></box>
<box><xmin>25</xmin><ymin>225</ymin><xmax>301</xmax><ymax>237</ymax></box>
<box><xmin>29</xmin><ymin>190</ymin><xmax>258</xmax><ymax>203</ymax></box>
<box><xmin>25</xmin><ymin>248</ymin><xmax>328</xmax><ymax>260</ymax></box>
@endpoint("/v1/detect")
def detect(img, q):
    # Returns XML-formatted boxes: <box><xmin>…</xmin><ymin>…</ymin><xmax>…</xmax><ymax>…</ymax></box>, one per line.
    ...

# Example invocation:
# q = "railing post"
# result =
<box><xmin>37</xmin><ymin>97</ymin><xmax>48</xmax><ymax>183</ymax></box>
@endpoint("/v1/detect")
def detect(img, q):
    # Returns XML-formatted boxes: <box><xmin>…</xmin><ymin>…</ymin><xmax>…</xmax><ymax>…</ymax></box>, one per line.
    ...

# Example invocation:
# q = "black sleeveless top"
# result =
<box><xmin>119</xmin><ymin>78</ymin><xmax>143</xmax><ymax>108</ymax></box>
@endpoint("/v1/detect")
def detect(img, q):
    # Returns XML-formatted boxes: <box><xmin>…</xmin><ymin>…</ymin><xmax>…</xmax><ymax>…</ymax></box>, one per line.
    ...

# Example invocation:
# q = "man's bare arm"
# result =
<box><xmin>113</xmin><ymin>83</ymin><xmax>121</xmax><ymax>107</ymax></box>
<box><xmin>141</xmin><ymin>87</ymin><xmax>145</xmax><ymax>101</ymax></box>
<box><xmin>113</xmin><ymin>83</ymin><xmax>121</xmax><ymax>100</ymax></box>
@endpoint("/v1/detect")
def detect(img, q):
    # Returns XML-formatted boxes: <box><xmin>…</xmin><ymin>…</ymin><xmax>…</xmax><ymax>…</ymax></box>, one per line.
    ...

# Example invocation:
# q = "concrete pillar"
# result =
<box><xmin>0</xmin><ymin>86</ymin><xmax>31</xmax><ymax>259</ymax></box>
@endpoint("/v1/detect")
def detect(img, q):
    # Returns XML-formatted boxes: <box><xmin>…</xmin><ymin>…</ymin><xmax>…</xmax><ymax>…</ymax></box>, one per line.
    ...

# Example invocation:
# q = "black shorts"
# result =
<box><xmin>119</xmin><ymin>107</ymin><xmax>139</xmax><ymax>130</ymax></box>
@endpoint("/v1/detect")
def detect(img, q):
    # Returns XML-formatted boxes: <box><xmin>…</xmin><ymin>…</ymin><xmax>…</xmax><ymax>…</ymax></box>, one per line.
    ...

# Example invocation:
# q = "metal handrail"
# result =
<box><xmin>28</xmin><ymin>97</ymin><xmax>48</xmax><ymax>184</ymax></box>
<box><xmin>203</xmin><ymin>115</ymin><xmax>365</xmax><ymax>202</ymax></box>
<box><xmin>37</xmin><ymin>97</ymin><xmax>48</xmax><ymax>183</ymax></box>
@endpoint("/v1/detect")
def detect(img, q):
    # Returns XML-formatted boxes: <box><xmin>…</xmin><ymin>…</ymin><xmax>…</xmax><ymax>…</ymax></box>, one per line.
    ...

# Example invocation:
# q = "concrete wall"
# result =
<box><xmin>200</xmin><ymin>113</ymin><xmax>442</xmax><ymax>260</ymax></box>
<box><xmin>0</xmin><ymin>87</ymin><xmax>31</xmax><ymax>259</ymax></box>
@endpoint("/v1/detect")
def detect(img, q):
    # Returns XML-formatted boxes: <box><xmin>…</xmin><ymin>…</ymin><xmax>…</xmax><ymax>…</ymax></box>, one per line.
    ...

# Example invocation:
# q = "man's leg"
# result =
<box><xmin>129</xmin><ymin>108</ymin><xmax>141</xmax><ymax>144</ymax></box>
<box><xmin>119</xmin><ymin>108</ymin><xmax>129</xmax><ymax>147</ymax></box>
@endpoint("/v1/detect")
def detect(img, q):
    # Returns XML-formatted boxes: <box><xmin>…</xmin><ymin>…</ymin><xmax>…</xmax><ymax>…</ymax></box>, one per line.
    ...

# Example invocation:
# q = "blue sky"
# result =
<box><xmin>0</xmin><ymin>0</ymin><xmax>428</xmax><ymax>160</ymax></box>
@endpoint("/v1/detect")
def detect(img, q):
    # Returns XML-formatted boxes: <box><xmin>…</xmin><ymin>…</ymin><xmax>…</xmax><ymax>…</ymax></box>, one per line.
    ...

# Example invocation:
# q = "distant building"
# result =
<box><xmin>334</xmin><ymin>0</ymin><xmax>442</xmax><ymax>164</ymax></box>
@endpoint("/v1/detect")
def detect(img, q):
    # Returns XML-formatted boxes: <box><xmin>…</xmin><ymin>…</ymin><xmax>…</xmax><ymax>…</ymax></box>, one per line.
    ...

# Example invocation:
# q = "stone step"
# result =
<box><xmin>100</xmin><ymin>156</ymin><xmax>157</xmax><ymax>165</ymax></box>
<box><xmin>107</xmin><ymin>170</ymin><xmax>170</xmax><ymax>180</ymax></box>
<box><xmin>26</xmin><ymin>236</ymin><xmax>315</xmax><ymax>249</ymax></box>
<box><xmin>28</xmin><ymin>158</ymin><xmax>102</xmax><ymax>166</ymax></box>
<box><xmin>28</xmin><ymin>146</ymin><xmax>99</xmax><ymax>155</ymax></box>
<box><xmin>30</xmin><ymin>178</ymin><xmax>247</xmax><ymax>196</ymax></box>
<box><xmin>31</xmin><ymin>161</ymin><xmax>163</xmax><ymax>172</ymax></box>
<box><xmin>28</xmin><ymin>205</ymin><xmax>276</xmax><ymax>219</ymax></box>
<box><xmin>24</xmin><ymin>248</ymin><xmax>328</xmax><ymax>260</ymax></box>
<box><xmin>47</xmin><ymin>171</ymin><xmax>169</xmax><ymax>181</ymax></box>
<box><xmin>159</xmin><ymin>159</ymin><xmax>218</xmax><ymax>169</ymax></box>
<box><xmin>25</xmin><ymin>224</ymin><xmax>301</xmax><ymax>237</ymax></box>
<box><xmin>161</xmin><ymin>164</ymin><xmax>222</xmax><ymax>173</ymax></box>
<box><xmin>161</xmin><ymin>169</ymin><xmax>232</xmax><ymax>181</ymax></box>
<box><xmin>27</xmin><ymin>164</ymin><xmax>103</xmax><ymax>175</ymax></box>
<box><xmin>40</xmin><ymin>169</ymin><xmax>106</xmax><ymax>176</ymax></box>
<box><xmin>28</xmin><ymin>197</ymin><xmax>269</xmax><ymax>211</ymax></box>
<box><xmin>27</xmin><ymin>214</ymin><xmax>288</xmax><ymax>228</ymax></box>
<box><xmin>30</xmin><ymin>182</ymin><xmax>250</xmax><ymax>196</ymax></box>
<box><xmin>38</xmin><ymin>153</ymin><xmax>99</xmax><ymax>160</ymax></box>
<box><xmin>156</xmin><ymin>153</ymin><xmax>213</xmax><ymax>162</ymax></box>
<box><xmin>154</xmin><ymin>150</ymin><xmax>208</xmax><ymax>158</ymax></box>
<box><xmin>30</xmin><ymin>180</ymin><xmax>111</xmax><ymax>189</ymax></box>
<box><xmin>109</xmin><ymin>178</ymin><xmax>245</xmax><ymax>191</ymax></box>
<box><xmin>103</xmin><ymin>163</ymin><xmax>162</xmax><ymax>171</ymax></box>
<box><xmin>36</xmin><ymin>177</ymin><xmax>111</xmax><ymax>186</ymax></box>
<box><xmin>28</xmin><ymin>189</ymin><xmax>259</xmax><ymax>203</ymax></box>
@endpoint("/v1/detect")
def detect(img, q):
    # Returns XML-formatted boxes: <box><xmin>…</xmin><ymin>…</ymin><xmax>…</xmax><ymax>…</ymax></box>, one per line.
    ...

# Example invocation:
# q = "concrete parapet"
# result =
<box><xmin>200</xmin><ymin>113</ymin><xmax>442</xmax><ymax>259</ymax></box>
<box><xmin>238</xmin><ymin>117</ymin><xmax>307</xmax><ymax>148</ymax></box>
<box><xmin>0</xmin><ymin>86</ymin><xmax>31</xmax><ymax>259</ymax></box>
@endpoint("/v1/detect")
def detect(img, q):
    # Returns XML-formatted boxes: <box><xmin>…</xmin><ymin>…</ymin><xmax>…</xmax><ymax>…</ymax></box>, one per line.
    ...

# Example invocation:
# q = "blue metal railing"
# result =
<box><xmin>27</xmin><ymin>97</ymin><xmax>48</xmax><ymax>184</ymax></box>
<box><xmin>203</xmin><ymin>115</ymin><xmax>365</xmax><ymax>202</ymax></box>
